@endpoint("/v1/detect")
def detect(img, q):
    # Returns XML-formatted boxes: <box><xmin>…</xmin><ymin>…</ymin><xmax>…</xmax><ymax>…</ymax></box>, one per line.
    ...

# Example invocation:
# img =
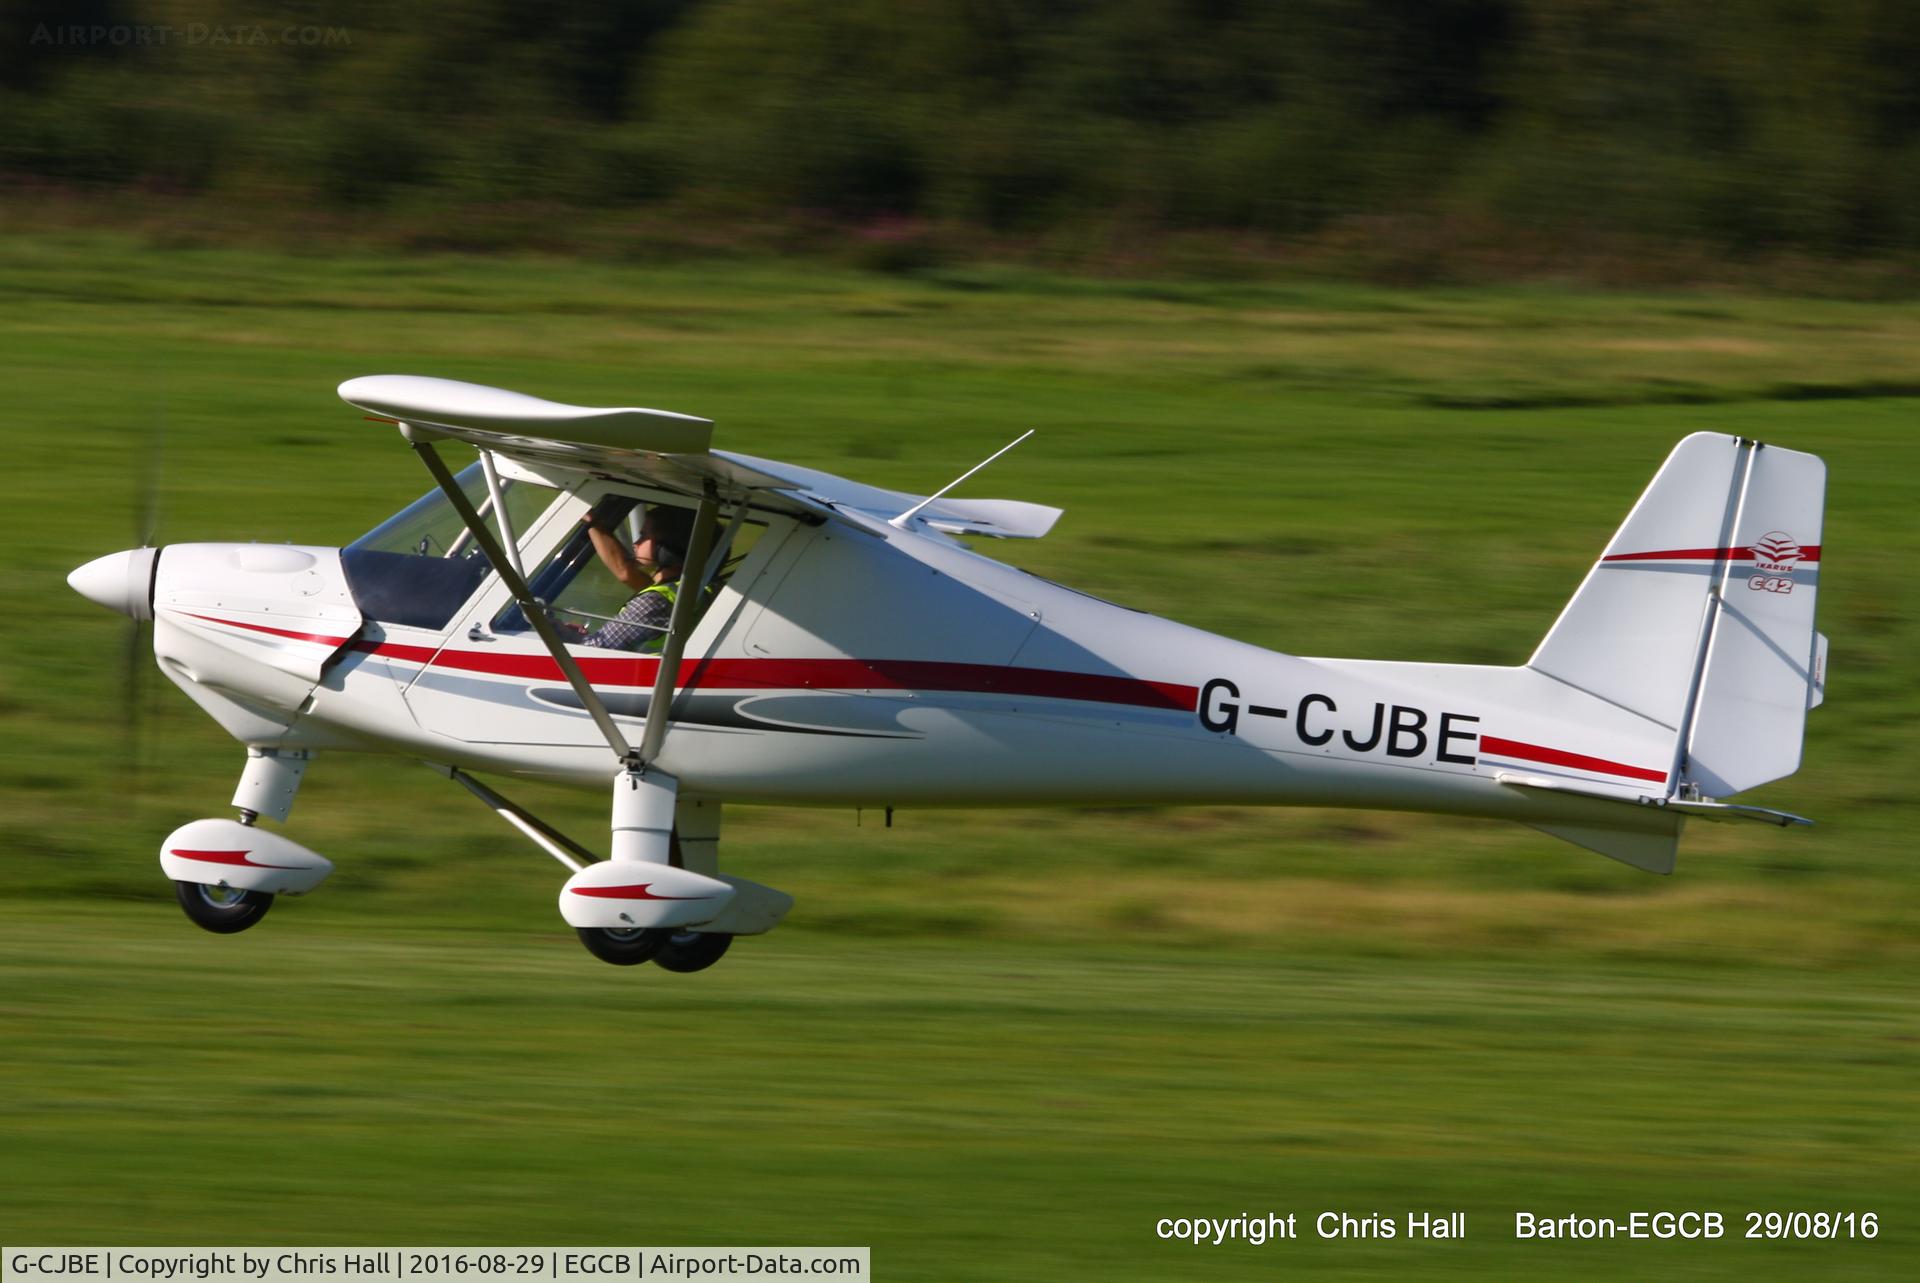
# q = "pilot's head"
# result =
<box><xmin>635</xmin><ymin>505</ymin><xmax>694</xmax><ymax>572</ymax></box>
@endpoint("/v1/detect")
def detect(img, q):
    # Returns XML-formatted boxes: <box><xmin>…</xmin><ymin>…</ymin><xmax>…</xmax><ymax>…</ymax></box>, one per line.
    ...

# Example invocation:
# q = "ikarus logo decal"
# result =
<box><xmin>1749</xmin><ymin>531</ymin><xmax>1803</xmax><ymax>594</ymax></box>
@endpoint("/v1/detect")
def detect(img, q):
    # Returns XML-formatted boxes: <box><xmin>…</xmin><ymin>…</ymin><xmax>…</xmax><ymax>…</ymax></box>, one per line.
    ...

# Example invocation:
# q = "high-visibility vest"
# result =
<box><xmin>636</xmin><ymin>581</ymin><xmax>676</xmax><ymax>654</ymax></box>
<box><xmin>635</xmin><ymin>578</ymin><xmax>719</xmax><ymax>653</ymax></box>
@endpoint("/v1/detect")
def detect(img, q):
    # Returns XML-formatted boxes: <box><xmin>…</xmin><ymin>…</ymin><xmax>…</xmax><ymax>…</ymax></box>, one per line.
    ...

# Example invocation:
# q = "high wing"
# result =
<box><xmin>338</xmin><ymin>375</ymin><xmax>1061</xmax><ymax>539</ymax></box>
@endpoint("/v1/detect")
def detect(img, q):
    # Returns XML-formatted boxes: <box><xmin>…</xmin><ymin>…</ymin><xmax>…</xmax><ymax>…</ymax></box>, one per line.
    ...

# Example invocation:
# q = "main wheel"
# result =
<box><xmin>576</xmin><ymin>925</ymin><xmax>670</xmax><ymax>966</ymax></box>
<box><xmin>174</xmin><ymin>880</ymin><xmax>274</xmax><ymax>934</ymax></box>
<box><xmin>652</xmin><ymin>931</ymin><xmax>733</xmax><ymax>974</ymax></box>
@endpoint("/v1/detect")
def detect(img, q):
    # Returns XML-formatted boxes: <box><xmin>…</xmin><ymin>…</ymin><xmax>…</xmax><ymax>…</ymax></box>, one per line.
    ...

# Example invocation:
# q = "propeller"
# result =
<box><xmin>124</xmin><ymin>405</ymin><xmax>165</xmax><ymax>790</ymax></box>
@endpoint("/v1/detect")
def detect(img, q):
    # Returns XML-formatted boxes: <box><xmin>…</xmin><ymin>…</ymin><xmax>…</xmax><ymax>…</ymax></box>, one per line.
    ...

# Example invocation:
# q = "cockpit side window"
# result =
<box><xmin>342</xmin><ymin>461</ymin><xmax>556</xmax><ymax>630</ymax></box>
<box><xmin>495</xmin><ymin>495</ymin><xmax>764</xmax><ymax>650</ymax></box>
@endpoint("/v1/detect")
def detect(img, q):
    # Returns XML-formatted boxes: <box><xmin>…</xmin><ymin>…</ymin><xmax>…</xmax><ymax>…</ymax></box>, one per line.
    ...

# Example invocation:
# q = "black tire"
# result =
<box><xmin>174</xmin><ymin>880</ymin><xmax>274</xmax><ymax>934</ymax></box>
<box><xmin>576</xmin><ymin>925</ymin><xmax>670</xmax><ymax>966</ymax></box>
<box><xmin>652</xmin><ymin>931</ymin><xmax>733</xmax><ymax>974</ymax></box>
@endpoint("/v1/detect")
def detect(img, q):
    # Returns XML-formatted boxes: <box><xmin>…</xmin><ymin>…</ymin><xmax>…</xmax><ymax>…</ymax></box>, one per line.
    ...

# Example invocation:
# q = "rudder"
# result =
<box><xmin>1681</xmin><ymin>442</ymin><xmax>1826</xmax><ymax>795</ymax></box>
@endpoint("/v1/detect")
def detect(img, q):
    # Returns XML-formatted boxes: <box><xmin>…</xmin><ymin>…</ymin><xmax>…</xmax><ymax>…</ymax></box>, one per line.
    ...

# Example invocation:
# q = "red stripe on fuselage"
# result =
<box><xmin>351</xmin><ymin>638</ymin><xmax>1196</xmax><ymax>711</ymax></box>
<box><xmin>184</xmin><ymin>612</ymin><xmax>1198</xmax><ymax>711</ymax></box>
<box><xmin>1602</xmin><ymin>544</ymin><xmax>1821</xmax><ymax>563</ymax></box>
<box><xmin>183</xmin><ymin>612</ymin><xmax>353</xmax><ymax>647</ymax></box>
<box><xmin>1478</xmin><ymin>735</ymin><xmax>1668</xmax><ymax>784</ymax></box>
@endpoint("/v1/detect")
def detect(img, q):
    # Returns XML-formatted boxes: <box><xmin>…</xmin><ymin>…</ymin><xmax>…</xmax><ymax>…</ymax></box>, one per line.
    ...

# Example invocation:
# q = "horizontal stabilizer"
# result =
<box><xmin>1498</xmin><ymin>767</ymin><xmax>1809</xmax><ymax>822</ymax></box>
<box><xmin>1661</xmin><ymin>799</ymin><xmax>1811</xmax><ymax>827</ymax></box>
<box><xmin>1495</xmin><ymin>772</ymin><xmax>1679</xmax><ymax>871</ymax></box>
<box><xmin>1494</xmin><ymin>770</ymin><xmax>1651</xmax><ymax>802</ymax></box>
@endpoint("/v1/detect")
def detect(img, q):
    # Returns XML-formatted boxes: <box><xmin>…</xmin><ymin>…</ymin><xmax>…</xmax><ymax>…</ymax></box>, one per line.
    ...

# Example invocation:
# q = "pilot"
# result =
<box><xmin>577</xmin><ymin>505</ymin><xmax>696</xmax><ymax>652</ymax></box>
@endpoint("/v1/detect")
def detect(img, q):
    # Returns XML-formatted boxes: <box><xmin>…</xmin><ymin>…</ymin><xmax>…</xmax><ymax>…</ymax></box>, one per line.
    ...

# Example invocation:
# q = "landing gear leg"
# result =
<box><xmin>572</xmin><ymin>766</ymin><xmax>680</xmax><ymax>965</ymax></box>
<box><xmin>167</xmin><ymin>748</ymin><xmax>322</xmax><ymax>934</ymax></box>
<box><xmin>432</xmin><ymin>766</ymin><xmax>785</xmax><ymax>970</ymax></box>
<box><xmin>232</xmin><ymin>748</ymin><xmax>310</xmax><ymax>824</ymax></box>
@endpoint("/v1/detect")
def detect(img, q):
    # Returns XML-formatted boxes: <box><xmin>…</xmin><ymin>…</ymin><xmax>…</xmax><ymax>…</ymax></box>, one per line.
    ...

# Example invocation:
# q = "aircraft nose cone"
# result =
<box><xmin>68</xmin><ymin>547</ymin><xmax>157</xmax><ymax>620</ymax></box>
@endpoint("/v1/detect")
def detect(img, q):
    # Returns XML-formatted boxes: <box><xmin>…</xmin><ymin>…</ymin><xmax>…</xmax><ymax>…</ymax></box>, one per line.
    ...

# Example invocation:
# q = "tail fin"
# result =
<box><xmin>1530</xmin><ymin>433</ymin><xmax>1826</xmax><ymax>799</ymax></box>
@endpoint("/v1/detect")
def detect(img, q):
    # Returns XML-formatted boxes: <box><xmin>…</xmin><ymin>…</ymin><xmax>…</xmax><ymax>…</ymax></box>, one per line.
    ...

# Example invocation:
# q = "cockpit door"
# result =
<box><xmin>398</xmin><ymin>485</ymin><xmax>795</xmax><ymax>746</ymax></box>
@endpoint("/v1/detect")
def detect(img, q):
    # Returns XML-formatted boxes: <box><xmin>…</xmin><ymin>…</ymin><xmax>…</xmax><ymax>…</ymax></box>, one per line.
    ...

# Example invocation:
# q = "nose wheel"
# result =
<box><xmin>173</xmin><ymin>880</ymin><xmax>274</xmax><ymax>934</ymax></box>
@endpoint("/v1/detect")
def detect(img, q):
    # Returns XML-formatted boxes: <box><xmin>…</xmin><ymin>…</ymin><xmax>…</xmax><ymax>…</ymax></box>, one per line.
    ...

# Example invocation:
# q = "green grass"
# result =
<box><xmin>1</xmin><ymin>235</ymin><xmax>1915</xmax><ymax>1277</ymax></box>
<box><xmin>2</xmin><ymin>914</ymin><xmax>1911</xmax><ymax>1280</ymax></box>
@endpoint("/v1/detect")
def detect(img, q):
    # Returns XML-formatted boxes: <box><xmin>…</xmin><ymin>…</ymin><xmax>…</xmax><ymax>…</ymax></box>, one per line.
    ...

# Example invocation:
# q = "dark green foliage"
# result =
<box><xmin>10</xmin><ymin>0</ymin><xmax>1920</xmax><ymax>257</ymax></box>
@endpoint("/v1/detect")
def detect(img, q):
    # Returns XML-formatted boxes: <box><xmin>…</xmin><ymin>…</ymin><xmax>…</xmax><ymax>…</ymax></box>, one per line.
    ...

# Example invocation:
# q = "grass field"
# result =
<box><xmin>2</xmin><ymin>234</ymin><xmax>1915</xmax><ymax>1278</ymax></box>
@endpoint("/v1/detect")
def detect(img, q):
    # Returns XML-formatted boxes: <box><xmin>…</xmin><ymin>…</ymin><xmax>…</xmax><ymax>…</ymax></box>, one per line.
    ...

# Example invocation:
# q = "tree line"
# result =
<box><xmin>6</xmin><ymin>0</ymin><xmax>1919</xmax><ymax>258</ymax></box>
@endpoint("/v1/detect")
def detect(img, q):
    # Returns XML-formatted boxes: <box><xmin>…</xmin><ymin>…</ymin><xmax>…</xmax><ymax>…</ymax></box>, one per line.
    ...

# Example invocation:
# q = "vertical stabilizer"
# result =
<box><xmin>1531</xmin><ymin>433</ymin><xmax>1743</xmax><ymax>729</ymax></box>
<box><xmin>1529</xmin><ymin>433</ymin><xmax>1825</xmax><ymax>799</ymax></box>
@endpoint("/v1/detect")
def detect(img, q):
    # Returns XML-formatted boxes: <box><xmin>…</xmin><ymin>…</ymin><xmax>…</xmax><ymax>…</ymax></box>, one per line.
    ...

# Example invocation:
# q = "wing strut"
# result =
<box><xmin>638</xmin><ymin>484</ymin><xmax>721</xmax><ymax>765</ymax></box>
<box><xmin>407</xmin><ymin>432</ymin><xmax>638</xmax><ymax>765</ymax></box>
<box><xmin>477</xmin><ymin>449</ymin><xmax>524</xmax><ymax>578</ymax></box>
<box><xmin>429</xmin><ymin>762</ymin><xmax>594</xmax><ymax>872</ymax></box>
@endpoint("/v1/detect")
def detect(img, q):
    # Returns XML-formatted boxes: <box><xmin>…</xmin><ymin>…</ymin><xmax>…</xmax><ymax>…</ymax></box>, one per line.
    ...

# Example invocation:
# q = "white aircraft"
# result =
<box><xmin>68</xmin><ymin>376</ymin><xmax>1828</xmax><ymax>971</ymax></box>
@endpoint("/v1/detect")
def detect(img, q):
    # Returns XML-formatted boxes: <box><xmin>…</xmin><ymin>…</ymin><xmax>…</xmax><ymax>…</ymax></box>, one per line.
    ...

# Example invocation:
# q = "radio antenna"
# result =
<box><xmin>889</xmin><ymin>430</ymin><xmax>1035</xmax><ymax>529</ymax></box>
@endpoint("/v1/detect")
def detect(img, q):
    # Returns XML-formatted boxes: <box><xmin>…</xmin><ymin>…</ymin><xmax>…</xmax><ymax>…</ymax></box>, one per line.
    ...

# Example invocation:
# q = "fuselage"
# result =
<box><xmin>66</xmin><ymin>388</ymin><xmax>1827</xmax><ymax>932</ymax></box>
<box><xmin>134</xmin><ymin>470</ymin><xmax>1680</xmax><ymax>838</ymax></box>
